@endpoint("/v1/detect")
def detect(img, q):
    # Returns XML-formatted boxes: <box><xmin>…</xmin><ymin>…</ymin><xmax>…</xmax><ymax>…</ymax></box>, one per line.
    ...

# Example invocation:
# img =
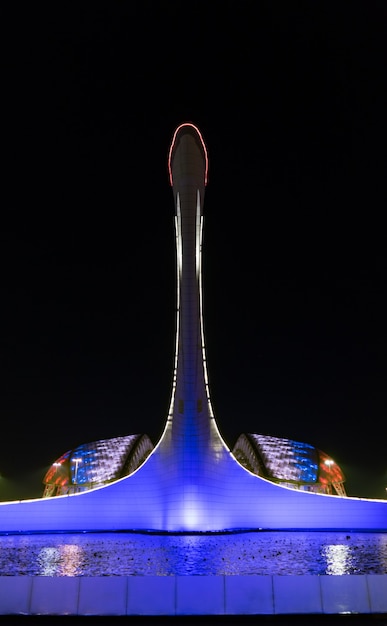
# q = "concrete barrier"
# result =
<box><xmin>0</xmin><ymin>574</ymin><xmax>386</xmax><ymax>615</ymax></box>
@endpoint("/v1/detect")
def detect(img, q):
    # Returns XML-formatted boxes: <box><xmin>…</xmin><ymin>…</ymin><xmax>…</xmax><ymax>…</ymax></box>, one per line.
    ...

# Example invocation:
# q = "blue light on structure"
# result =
<box><xmin>291</xmin><ymin>441</ymin><xmax>318</xmax><ymax>483</ymax></box>
<box><xmin>0</xmin><ymin>123</ymin><xmax>386</xmax><ymax>534</ymax></box>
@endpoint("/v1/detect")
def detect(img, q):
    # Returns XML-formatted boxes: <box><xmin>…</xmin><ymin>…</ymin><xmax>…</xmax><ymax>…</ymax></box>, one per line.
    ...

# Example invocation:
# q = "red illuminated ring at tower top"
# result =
<box><xmin>168</xmin><ymin>122</ymin><xmax>209</xmax><ymax>186</ymax></box>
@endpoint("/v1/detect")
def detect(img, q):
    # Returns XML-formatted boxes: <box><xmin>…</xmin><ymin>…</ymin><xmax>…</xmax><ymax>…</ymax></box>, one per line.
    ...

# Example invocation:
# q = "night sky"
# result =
<box><xmin>2</xmin><ymin>2</ymin><xmax>386</xmax><ymax>501</ymax></box>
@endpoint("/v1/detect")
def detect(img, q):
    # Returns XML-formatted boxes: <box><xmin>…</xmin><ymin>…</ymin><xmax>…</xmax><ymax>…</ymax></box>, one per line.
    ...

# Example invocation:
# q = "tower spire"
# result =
<box><xmin>160</xmin><ymin>122</ymin><xmax>227</xmax><ymax>459</ymax></box>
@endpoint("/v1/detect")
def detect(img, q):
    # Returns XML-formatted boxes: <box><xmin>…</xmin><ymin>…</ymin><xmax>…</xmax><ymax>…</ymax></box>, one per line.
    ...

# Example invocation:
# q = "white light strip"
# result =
<box><xmin>166</xmin><ymin>194</ymin><xmax>182</xmax><ymax>421</ymax></box>
<box><xmin>197</xmin><ymin>198</ymin><xmax>229</xmax><ymax>448</ymax></box>
<box><xmin>196</xmin><ymin>190</ymin><xmax>201</xmax><ymax>278</ymax></box>
<box><xmin>199</xmin><ymin>229</ymin><xmax>213</xmax><ymax>414</ymax></box>
<box><xmin>197</xmin><ymin>195</ymin><xmax>215</xmax><ymax>419</ymax></box>
<box><xmin>153</xmin><ymin>194</ymin><xmax>182</xmax><ymax>449</ymax></box>
<box><xmin>176</xmin><ymin>193</ymin><xmax>183</xmax><ymax>277</ymax></box>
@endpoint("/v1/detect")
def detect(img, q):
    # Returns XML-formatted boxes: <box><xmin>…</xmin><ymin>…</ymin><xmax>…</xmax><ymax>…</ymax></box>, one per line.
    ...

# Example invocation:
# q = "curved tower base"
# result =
<box><xmin>1</xmin><ymin>449</ymin><xmax>386</xmax><ymax>533</ymax></box>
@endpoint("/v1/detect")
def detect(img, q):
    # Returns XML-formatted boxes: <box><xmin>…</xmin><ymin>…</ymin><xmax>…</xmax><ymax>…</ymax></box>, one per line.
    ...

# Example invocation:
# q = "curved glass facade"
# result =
<box><xmin>43</xmin><ymin>434</ymin><xmax>154</xmax><ymax>497</ymax></box>
<box><xmin>233</xmin><ymin>433</ymin><xmax>346</xmax><ymax>496</ymax></box>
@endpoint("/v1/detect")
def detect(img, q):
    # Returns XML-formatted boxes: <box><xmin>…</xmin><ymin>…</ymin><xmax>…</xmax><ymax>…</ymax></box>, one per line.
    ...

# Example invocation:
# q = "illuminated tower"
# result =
<box><xmin>144</xmin><ymin>123</ymin><xmax>248</xmax><ymax>529</ymax></box>
<box><xmin>0</xmin><ymin>123</ymin><xmax>386</xmax><ymax>533</ymax></box>
<box><xmin>166</xmin><ymin>122</ymin><xmax>219</xmax><ymax>460</ymax></box>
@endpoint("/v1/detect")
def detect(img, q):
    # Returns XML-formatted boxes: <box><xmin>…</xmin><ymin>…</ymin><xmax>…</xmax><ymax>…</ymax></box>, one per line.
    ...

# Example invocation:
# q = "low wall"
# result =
<box><xmin>0</xmin><ymin>574</ymin><xmax>386</xmax><ymax>616</ymax></box>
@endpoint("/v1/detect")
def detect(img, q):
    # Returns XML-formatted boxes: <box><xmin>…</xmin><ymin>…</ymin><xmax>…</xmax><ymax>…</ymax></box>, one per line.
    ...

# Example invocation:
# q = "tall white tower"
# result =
<box><xmin>0</xmin><ymin>123</ymin><xmax>386</xmax><ymax>533</ymax></box>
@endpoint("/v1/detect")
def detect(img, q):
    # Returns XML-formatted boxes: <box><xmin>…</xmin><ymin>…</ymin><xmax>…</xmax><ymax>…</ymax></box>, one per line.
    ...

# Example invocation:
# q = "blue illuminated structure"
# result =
<box><xmin>0</xmin><ymin>122</ymin><xmax>386</xmax><ymax>533</ymax></box>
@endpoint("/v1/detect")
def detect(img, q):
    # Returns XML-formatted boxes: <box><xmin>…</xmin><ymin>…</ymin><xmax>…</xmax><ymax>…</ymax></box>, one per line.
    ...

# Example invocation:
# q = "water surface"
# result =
<box><xmin>1</xmin><ymin>531</ymin><xmax>386</xmax><ymax>576</ymax></box>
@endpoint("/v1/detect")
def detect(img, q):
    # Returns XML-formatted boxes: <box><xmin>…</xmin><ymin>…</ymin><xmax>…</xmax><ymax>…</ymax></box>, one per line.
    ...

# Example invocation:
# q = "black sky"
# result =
<box><xmin>1</xmin><ymin>2</ymin><xmax>386</xmax><ymax>500</ymax></box>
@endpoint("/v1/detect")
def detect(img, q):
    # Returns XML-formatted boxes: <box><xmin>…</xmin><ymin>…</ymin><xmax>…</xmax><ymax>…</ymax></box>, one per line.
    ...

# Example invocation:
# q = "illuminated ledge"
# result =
<box><xmin>0</xmin><ymin>574</ymin><xmax>386</xmax><ymax>615</ymax></box>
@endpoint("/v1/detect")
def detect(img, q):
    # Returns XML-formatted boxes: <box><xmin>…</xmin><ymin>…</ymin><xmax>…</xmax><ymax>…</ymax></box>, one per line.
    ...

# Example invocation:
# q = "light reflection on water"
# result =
<box><xmin>0</xmin><ymin>531</ymin><xmax>386</xmax><ymax>576</ymax></box>
<box><xmin>322</xmin><ymin>544</ymin><xmax>352</xmax><ymax>575</ymax></box>
<box><xmin>38</xmin><ymin>544</ymin><xmax>84</xmax><ymax>576</ymax></box>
